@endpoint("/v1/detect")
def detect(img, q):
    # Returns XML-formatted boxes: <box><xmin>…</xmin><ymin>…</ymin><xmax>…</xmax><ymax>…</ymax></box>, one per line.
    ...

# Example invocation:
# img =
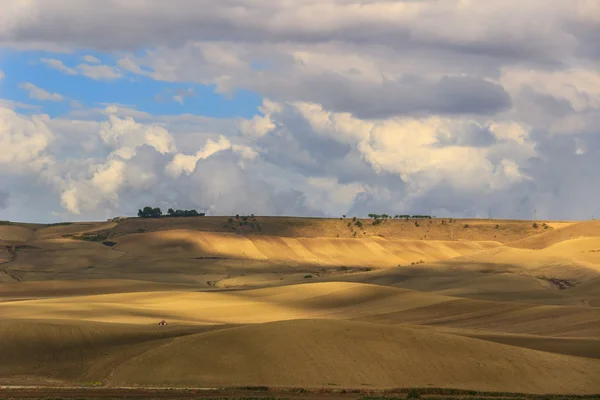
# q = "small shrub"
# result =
<box><xmin>414</xmin><ymin>221</ymin><xmax>419</xmax><ymax>227</ymax></box>
<box><xmin>304</xmin><ymin>275</ymin><xmax>313</xmax><ymax>278</ymax></box>
<box><xmin>228</xmin><ymin>218</ymin><xmax>234</xmax><ymax>223</ymax></box>
<box><xmin>495</xmin><ymin>224</ymin><xmax>499</xmax><ymax>229</ymax></box>
<box><xmin>406</xmin><ymin>388</ymin><xmax>421</xmax><ymax>399</ymax></box>
<box><xmin>347</xmin><ymin>222</ymin><xmax>352</xmax><ymax>227</ymax></box>
<box><xmin>353</xmin><ymin>231</ymin><xmax>357</xmax><ymax>237</ymax></box>
<box><xmin>137</xmin><ymin>228</ymin><xmax>146</xmax><ymax>233</ymax></box>
<box><xmin>352</xmin><ymin>216</ymin><xmax>357</xmax><ymax>222</ymax></box>
<box><xmin>532</xmin><ymin>222</ymin><xmax>538</xmax><ymax>228</ymax></box>
<box><xmin>101</xmin><ymin>241</ymin><xmax>117</xmax><ymax>247</ymax></box>
<box><xmin>463</xmin><ymin>224</ymin><xmax>469</xmax><ymax>228</ymax></box>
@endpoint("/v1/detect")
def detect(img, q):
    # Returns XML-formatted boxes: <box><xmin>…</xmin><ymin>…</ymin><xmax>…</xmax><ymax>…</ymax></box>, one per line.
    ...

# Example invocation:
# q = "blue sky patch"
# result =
<box><xmin>0</xmin><ymin>49</ymin><xmax>263</xmax><ymax>119</ymax></box>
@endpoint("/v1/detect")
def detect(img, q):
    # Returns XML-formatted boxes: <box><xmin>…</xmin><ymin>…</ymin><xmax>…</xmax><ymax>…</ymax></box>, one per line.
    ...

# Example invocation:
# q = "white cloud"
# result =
<box><xmin>83</xmin><ymin>54</ymin><xmax>100</xmax><ymax>64</ymax></box>
<box><xmin>19</xmin><ymin>82</ymin><xmax>64</xmax><ymax>102</ymax></box>
<box><xmin>0</xmin><ymin>70</ymin><xmax>4</xmax><ymax>80</ymax></box>
<box><xmin>99</xmin><ymin>107</ymin><xmax>177</xmax><ymax>154</ymax></box>
<box><xmin>40</xmin><ymin>58</ymin><xmax>77</xmax><ymax>75</ymax></box>
<box><xmin>166</xmin><ymin>136</ymin><xmax>232</xmax><ymax>178</ymax></box>
<box><xmin>40</xmin><ymin>57</ymin><xmax>122</xmax><ymax>80</ymax></box>
<box><xmin>76</xmin><ymin>63</ymin><xmax>122</xmax><ymax>80</ymax></box>
<box><xmin>172</xmin><ymin>88</ymin><xmax>195</xmax><ymax>104</ymax></box>
<box><xmin>238</xmin><ymin>99</ymin><xmax>281</xmax><ymax>137</ymax></box>
<box><xmin>0</xmin><ymin>106</ymin><xmax>55</xmax><ymax>169</ymax></box>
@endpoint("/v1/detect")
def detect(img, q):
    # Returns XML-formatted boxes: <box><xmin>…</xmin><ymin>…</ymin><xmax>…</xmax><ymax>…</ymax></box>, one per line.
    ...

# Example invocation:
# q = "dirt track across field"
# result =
<box><xmin>2</xmin><ymin>387</ymin><xmax>600</xmax><ymax>400</ymax></box>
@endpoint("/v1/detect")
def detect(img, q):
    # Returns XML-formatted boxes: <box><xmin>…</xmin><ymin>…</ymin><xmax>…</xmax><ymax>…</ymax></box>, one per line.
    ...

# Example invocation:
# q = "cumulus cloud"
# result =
<box><xmin>166</xmin><ymin>136</ymin><xmax>232</xmax><ymax>178</ymax></box>
<box><xmin>99</xmin><ymin>106</ymin><xmax>177</xmax><ymax>154</ymax></box>
<box><xmin>238</xmin><ymin>99</ymin><xmax>280</xmax><ymax>137</ymax></box>
<box><xmin>0</xmin><ymin>106</ymin><xmax>55</xmax><ymax>168</ymax></box>
<box><xmin>20</xmin><ymin>82</ymin><xmax>64</xmax><ymax>102</ymax></box>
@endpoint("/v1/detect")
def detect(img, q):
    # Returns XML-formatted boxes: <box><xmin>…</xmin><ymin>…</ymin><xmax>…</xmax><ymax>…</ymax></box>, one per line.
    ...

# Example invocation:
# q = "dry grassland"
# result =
<box><xmin>0</xmin><ymin>216</ymin><xmax>599</xmax><ymax>395</ymax></box>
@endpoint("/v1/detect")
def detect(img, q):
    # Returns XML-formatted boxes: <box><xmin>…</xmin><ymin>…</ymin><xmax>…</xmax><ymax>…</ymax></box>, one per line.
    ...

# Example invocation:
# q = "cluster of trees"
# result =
<box><xmin>138</xmin><ymin>207</ymin><xmax>163</xmax><ymax>218</ymax></box>
<box><xmin>367</xmin><ymin>214</ymin><xmax>433</xmax><ymax>220</ymax></box>
<box><xmin>368</xmin><ymin>214</ymin><xmax>391</xmax><ymax>219</ymax></box>
<box><xmin>167</xmin><ymin>208</ymin><xmax>205</xmax><ymax>217</ymax></box>
<box><xmin>344</xmin><ymin>216</ymin><xmax>365</xmax><ymax>237</ymax></box>
<box><xmin>137</xmin><ymin>206</ymin><xmax>205</xmax><ymax>218</ymax></box>
<box><xmin>227</xmin><ymin>214</ymin><xmax>260</xmax><ymax>231</ymax></box>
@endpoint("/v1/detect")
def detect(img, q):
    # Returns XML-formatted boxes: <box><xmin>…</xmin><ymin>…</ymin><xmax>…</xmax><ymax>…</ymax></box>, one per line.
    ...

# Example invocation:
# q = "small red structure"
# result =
<box><xmin>158</xmin><ymin>320</ymin><xmax>168</xmax><ymax>326</ymax></box>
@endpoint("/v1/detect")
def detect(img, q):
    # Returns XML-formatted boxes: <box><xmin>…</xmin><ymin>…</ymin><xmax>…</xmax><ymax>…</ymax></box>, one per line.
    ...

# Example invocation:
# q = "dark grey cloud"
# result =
<box><xmin>254</xmin><ymin>73</ymin><xmax>512</xmax><ymax>119</ymax></box>
<box><xmin>256</xmin><ymin>109</ymin><xmax>353</xmax><ymax>177</ymax></box>
<box><xmin>3</xmin><ymin>0</ymin><xmax>594</xmax><ymax>70</ymax></box>
<box><xmin>519</xmin><ymin>86</ymin><xmax>574</xmax><ymax>118</ymax></box>
<box><xmin>0</xmin><ymin>191</ymin><xmax>8</xmax><ymax>209</ymax></box>
<box><xmin>432</xmin><ymin>123</ymin><xmax>497</xmax><ymax>148</ymax></box>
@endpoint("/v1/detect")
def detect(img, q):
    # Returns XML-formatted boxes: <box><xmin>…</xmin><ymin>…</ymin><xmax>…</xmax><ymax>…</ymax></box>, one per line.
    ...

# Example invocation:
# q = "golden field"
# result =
<box><xmin>1</xmin><ymin>216</ymin><xmax>599</xmax><ymax>394</ymax></box>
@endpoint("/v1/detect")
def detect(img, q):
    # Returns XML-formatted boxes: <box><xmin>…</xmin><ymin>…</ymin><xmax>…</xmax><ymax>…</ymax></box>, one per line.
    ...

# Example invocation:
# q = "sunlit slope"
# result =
<box><xmin>332</xmin><ymin>236</ymin><xmax>600</xmax><ymax>306</ymax></box>
<box><xmin>2</xmin><ymin>282</ymin><xmax>599</xmax><ymax>337</ymax></box>
<box><xmin>509</xmin><ymin>220</ymin><xmax>600</xmax><ymax>249</ymax></box>
<box><xmin>0</xmin><ymin>279</ymin><xmax>198</xmax><ymax>301</ymax></box>
<box><xmin>115</xmin><ymin>230</ymin><xmax>501</xmax><ymax>267</ymax></box>
<box><xmin>106</xmin><ymin>319</ymin><xmax>600</xmax><ymax>393</ymax></box>
<box><xmin>452</xmin><ymin>237</ymin><xmax>600</xmax><ymax>282</ymax></box>
<box><xmin>110</xmin><ymin>216</ymin><xmax>547</xmax><ymax>243</ymax></box>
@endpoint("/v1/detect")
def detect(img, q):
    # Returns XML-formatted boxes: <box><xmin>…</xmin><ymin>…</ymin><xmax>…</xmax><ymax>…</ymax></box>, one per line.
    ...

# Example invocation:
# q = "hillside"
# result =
<box><xmin>1</xmin><ymin>216</ymin><xmax>600</xmax><ymax>393</ymax></box>
<box><xmin>509</xmin><ymin>219</ymin><xmax>600</xmax><ymax>249</ymax></box>
<box><xmin>108</xmin><ymin>216</ymin><xmax>549</xmax><ymax>243</ymax></box>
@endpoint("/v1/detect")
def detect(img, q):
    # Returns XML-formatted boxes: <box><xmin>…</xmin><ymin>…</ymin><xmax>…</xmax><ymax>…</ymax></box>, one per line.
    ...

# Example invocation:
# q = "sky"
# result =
<box><xmin>0</xmin><ymin>1</ymin><xmax>599</xmax><ymax>223</ymax></box>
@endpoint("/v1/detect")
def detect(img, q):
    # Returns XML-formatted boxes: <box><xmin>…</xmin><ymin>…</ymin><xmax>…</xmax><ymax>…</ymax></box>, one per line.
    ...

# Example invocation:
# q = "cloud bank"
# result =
<box><xmin>0</xmin><ymin>0</ymin><xmax>599</xmax><ymax>221</ymax></box>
